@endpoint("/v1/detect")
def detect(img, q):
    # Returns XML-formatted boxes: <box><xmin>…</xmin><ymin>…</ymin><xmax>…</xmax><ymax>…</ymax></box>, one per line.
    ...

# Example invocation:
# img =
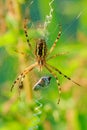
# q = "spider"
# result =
<box><xmin>11</xmin><ymin>18</ymin><xmax>81</xmax><ymax>104</ymax></box>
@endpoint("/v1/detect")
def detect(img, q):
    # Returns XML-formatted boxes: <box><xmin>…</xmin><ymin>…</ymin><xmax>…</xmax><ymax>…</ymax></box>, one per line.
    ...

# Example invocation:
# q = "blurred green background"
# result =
<box><xmin>0</xmin><ymin>0</ymin><xmax>87</xmax><ymax>130</ymax></box>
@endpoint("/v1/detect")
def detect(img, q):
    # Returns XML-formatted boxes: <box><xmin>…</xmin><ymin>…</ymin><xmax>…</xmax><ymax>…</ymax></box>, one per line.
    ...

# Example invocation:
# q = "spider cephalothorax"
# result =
<box><xmin>11</xmin><ymin>18</ymin><xmax>81</xmax><ymax>104</ymax></box>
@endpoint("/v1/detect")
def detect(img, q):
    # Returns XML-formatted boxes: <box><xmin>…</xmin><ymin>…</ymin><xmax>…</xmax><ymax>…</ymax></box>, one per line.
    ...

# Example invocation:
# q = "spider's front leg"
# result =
<box><xmin>48</xmin><ymin>24</ymin><xmax>62</xmax><ymax>55</ymax></box>
<box><xmin>11</xmin><ymin>62</ymin><xmax>38</xmax><ymax>92</ymax></box>
<box><xmin>24</xmin><ymin>18</ymin><xmax>32</xmax><ymax>49</ymax></box>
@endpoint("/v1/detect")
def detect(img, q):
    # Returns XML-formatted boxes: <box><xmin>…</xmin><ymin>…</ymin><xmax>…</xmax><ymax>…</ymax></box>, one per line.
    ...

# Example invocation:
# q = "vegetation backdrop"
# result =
<box><xmin>0</xmin><ymin>0</ymin><xmax>87</xmax><ymax>130</ymax></box>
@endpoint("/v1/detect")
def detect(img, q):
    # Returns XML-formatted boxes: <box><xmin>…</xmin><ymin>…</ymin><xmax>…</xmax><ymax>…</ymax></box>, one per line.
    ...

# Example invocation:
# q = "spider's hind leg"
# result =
<box><xmin>47</xmin><ymin>63</ymin><xmax>81</xmax><ymax>87</ymax></box>
<box><xmin>11</xmin><ymin>62</ymin><xmax>38</xmax><ymax>92</ymax></box>
<box><xmin>11</xmin><ymin>72</ymin><xmax>25</xmax><ymax>92</ymax></box>
<box><xmin>45</xmin><ymin>64</ymin><xmax>61</xmax><ymax>104</ymax></box>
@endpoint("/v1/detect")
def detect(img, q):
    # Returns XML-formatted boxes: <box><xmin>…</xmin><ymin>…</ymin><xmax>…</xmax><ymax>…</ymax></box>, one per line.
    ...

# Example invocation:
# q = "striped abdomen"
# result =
<box><xmin>35</xmin><ymin>39</ymin><xmax>47</xmax><ymax>66</ymax></box>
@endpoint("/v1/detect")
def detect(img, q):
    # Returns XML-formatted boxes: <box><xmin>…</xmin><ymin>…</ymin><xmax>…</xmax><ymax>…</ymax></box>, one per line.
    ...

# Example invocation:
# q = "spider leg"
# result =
<box><xmin>24</xmin><ymin>18</ymin><xmax>32</xmax><ymax>49</ymax></box>
<box><xmin>48</xmin><ymin>24</ymin><xmax>62</xmax><ymax>54</ymax></box>
<box><xmin>14</xmin><ymin>49</ymin><xmax>25</xmax><ymax>55</ymax></box>
<box><xmin>46</xmin><ymin>63</ymin><xmax>81</xmax><ymax>87</ymax></box>
<box><xmin>14</xmin><ymin>49</ymin><xmax>34</xmax><ymax>61</ymax></box>
<box><xmin>47</xmin><ymin>52</ymin><xmax>69</xmax><ymax>61</ymax></box>
<box><xmin>18</xmin><ymin>81</ymin><xmax>23</xmax><ymax>97</ymax></box>
<box><xmin>45</xmin><ymin>64</ymin><xmax>61</xmax><ymax>104</ymax></box>
<box><xmin>11</xmin><ymin>62</ymin><xmax>38</xmax><ymax>91</ymax></box>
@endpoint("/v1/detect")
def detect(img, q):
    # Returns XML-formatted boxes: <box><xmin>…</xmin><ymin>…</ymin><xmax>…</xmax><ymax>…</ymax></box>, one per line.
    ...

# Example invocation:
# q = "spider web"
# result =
<box><xmin>24</xmin><ymin>0</ymin><xmax>87</xmax><ymax>45</ymax></box>
<box><xmin>47</xmin><ymin>1</ymin><xmax>86</xmax><ymax>41</ymax></box>
<box><xmin>23</xmin><ymin>0</ymin><xmax>87</xmax><ymax>97</ymax></box>
<box><xmin>22</xmin><ymin>1</ymin><xmax>87</xmax><ymax>129</ymax></box>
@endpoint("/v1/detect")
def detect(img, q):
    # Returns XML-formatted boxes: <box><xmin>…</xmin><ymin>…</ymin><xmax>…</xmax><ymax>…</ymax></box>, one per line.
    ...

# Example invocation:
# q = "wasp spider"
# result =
<box><xmin>11</xmin><ymin>18</ymin><xmax>81</xmax><ymax>104</ymax></box>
